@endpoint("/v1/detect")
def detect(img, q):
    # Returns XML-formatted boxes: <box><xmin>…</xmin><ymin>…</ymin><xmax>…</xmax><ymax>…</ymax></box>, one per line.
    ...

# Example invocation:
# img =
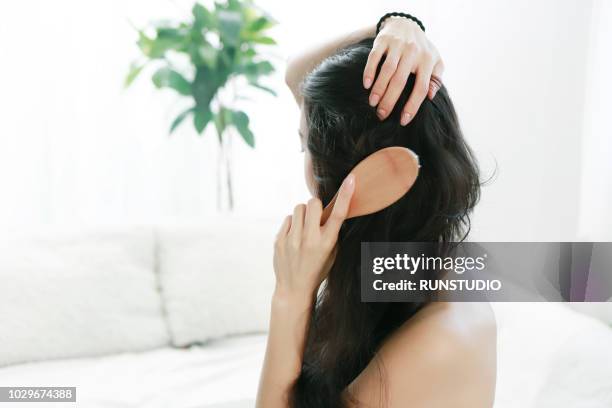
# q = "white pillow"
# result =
<box><xmin>158</xmin><ymin>216</ymin><xmax>277</xmax><ymax>346</ymax></box>
<box><xmin>0</xmin><ymin>227</ymin><xmax>170</xmax><ymax>367</ymax></box>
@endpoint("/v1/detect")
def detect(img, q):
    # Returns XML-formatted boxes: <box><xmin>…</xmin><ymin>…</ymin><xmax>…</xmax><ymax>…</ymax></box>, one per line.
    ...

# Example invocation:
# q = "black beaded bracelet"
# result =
<box><xmin>376</xmin><ymin>12</ymin><xmax>426</xmax><ymax>34</ymax></box>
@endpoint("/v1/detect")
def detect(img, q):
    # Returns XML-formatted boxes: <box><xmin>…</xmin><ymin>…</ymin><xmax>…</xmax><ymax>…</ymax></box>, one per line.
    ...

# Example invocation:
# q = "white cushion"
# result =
<box><xmin>0</xmin><ymin>226</ymin><xmax>170</xmax><ymax>367</ymax></box>
<box><xmin>158</xmin><ymin>216</ymin><xmax>277</xmax><ymax>346</ymax></box>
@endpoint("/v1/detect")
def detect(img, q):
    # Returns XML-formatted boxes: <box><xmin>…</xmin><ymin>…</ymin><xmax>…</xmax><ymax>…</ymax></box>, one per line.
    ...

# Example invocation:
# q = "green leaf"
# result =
<box><xmin>197</xmin><ymin>44</ymin><xmax>217</xmax><ymax>68</ymax></box>
<box><xmin>249</xmin><ymin>35</ymin><xmax>276</xmax><ymax>45</ymax></box>
<box><xmin>194</xmin><ymin>107</ymin><xmax>213</xmax><ymax>134</ymax></box>
<box><xmin>218</xmin><ymin>50</ymin><xmax>233</xmax><ymax>67</ymax></box>
<box><xmin>229</xmin><ymin>109</ymin><xmax>255</xmax><ymax>148</ymax></box>
<box><xmin>239</xmin><ymin>60</ymin><xmax>275</xmax><ymax>80</ymax></box>
<box><xmin>156</xmin><ymin>27</ymin><xmax>187</xmax><ymax>43</ymax></box>
<box><xmin>248</xmin><ymin>80</ymin><xmax>276</xmax><ymax>96</ymax></box>
<box><xmin>152</xmin><ymin>67</ymin><xmax>191</xmax><ymax>96</ymax></box>
<box><xmin>192</xmin><ymin>65</ymin><xmax>229</xmax><ymax>108</ymax></box>
<box><xmin>242</xmin><ymin>48</ymin><xmax>256</xmax><ymax>59</ymax></box>
<box><xmin>137</xmin><ymin>31</ymin><xmax>155</xmax><ymax>56</ymax></box>
<box><xmin>169</xmin><ymin>107</ymin><xmax>194</xmax><ymax>134</ymax></box>
<box><xmin>226</xmin><ymin>0</ymin><xmax>242</xmax><ymax>11</ymax></box>
<box><xmin>192</xmin><ymin>3</ymin><xmax>215</xmax><ymax>28</ymax></box>
<box><xmin>246</xmin><ymin>16</ymin><xmax>275</xmax><ymax>33</ymax></box>
<box><xmin>138</xmin><ymin>29</ymin><xmax>185</xmax><ymax>58</ymax></box>
<box><xmin>217</xmin><ymin>10</ymin><xmax>242</xmax><ymax>46</ymax></box>
<box><xmin>124</xmin><ymin>62</ymin><xmax>145</xmax><ymax>88</ymax></box>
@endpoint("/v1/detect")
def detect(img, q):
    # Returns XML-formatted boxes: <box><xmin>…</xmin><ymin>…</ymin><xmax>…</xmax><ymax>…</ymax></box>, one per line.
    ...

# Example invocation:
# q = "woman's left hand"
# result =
<box><xmin>363</xmin><ymin>16</ymin><xmax>444</xmax><ymax>126</ymax></box>
<box><xmin>273</xmin><ymin>175</ymin><xmax>355</xmax><ymax>302</ymax></box>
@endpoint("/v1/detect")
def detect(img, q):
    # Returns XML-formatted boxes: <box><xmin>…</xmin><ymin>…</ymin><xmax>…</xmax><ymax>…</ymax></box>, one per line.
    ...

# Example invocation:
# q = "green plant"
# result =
<box><xmin>125</xmin><ymin>0</ymin><xmax>277</xmax><ymax>209</ymax></box>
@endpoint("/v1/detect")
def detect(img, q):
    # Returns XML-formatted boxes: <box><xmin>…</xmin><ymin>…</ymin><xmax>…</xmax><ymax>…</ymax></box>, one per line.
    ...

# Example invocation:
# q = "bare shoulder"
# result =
<box><xmin>398</xmin><ymin>301</ymin><xmax>497</xmax><ymax>360</ymax></box>
<box><xmin>349</xmin><ymin>302</ymin><xmax>497</xmax><ymax>407</ymax></box>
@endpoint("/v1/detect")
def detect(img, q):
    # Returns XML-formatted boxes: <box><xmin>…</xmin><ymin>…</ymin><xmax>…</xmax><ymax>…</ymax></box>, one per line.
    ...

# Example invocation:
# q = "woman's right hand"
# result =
<box><xmin>273</xmin><ymin>175</ymin><xmax>355</xmax><ymax>302</ymax></box>
<box><xmin>259</xmin><ymin>178</ymin><xmax>354</xmax><ymax>408</ymax></box>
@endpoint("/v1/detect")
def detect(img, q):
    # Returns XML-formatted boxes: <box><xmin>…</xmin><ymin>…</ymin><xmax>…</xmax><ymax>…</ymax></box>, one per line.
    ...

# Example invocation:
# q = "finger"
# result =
<box><xmin>304</xmin><ymin>198</ymin><xmax>323</xmax><ymax>236</ymax></box>
<box><xmin>363</xmin><ymin>41</ymin><xmax>386</xmax><ymax>89</ymax></box>
<box><xmin>428</xmin><ymin>78</ymin><xmax>441</xmax><ymax>100</ymax></box>
<box><xmin>428</xmin><ymin>60</ymin><xmax>445</xmax><ymax>100</ymax></box>
<box><xmin>276</xmin><ymin>215</ymin><xmax>292</xmax><ymax>240</ymax></box>
<box><xmin>376</xmin><ymin>52</ymin><xmax>415</xmax><ymax>120</ymax></box>
<box><xmin>323</xmin><ymin>174</ymin><xmax>356</xmax><ymax>238</ymax></box>
<box><xmin>288</xmin><ymin>204</ymin><xmax>306</xmax><ymax>242</ymax></box>
<box><xmin>369</xmin><ymin>46</ymin><xmax>402</xmax><ymax>108</ymax></box>
<box><xmin>401</xmin><ymin>58</ymin><xmax>435</xmax><ymax>126</ymax></box>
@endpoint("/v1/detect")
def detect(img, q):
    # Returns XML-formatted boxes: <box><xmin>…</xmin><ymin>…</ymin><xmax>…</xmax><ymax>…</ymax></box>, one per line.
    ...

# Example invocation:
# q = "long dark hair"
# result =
<box><xmin>291</xmin><ymin>38</ymin><xmax>480</xmax><ymax>407</ymax></box>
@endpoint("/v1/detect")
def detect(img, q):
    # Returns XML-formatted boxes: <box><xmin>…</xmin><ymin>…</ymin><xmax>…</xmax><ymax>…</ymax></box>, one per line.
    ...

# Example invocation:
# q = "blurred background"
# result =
<box><xmin>0</xmin><ymin>2</ymin><xmax>611</xmax><ymax>407</ymax></box>
<box><xmin>0</xmin><ymin>0</ymin><xmax>610</xmax><ymax>241</ymax></box>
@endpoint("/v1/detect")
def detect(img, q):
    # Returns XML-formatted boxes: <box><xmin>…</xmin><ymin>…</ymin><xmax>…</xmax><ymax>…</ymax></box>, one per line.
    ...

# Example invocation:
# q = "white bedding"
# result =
<box><xmin>493</xmin><ymin>303</ymin><xmax>612</xmax><ymax>408</ymax></box>
<box><xmin>1</xmin><ymin>304</ymin><xmax>611</xmax><ymax>408</ymax></box>
<box><xmin>0</xmin><ymin>335</ymin><xmax>265</xmax><ymax>408</ymax></box>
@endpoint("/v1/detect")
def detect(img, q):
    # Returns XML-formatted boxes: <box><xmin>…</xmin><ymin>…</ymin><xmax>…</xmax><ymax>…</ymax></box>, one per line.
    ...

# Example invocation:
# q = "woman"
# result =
<box><xmin>257</xmin><ymin>14</ymin><xmax>496</xmax><ymax>408</ymax></box>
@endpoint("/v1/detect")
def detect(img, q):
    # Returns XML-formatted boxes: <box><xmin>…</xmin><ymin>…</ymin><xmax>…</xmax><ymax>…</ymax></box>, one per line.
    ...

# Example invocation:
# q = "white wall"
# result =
<box><xmin>0</xmin><ymin>0</ymin><xmax>609</xmax><ymax>241</ymax></box>
<box><xmin>422</xmin><ymin>0</ymin><xmax>594</xmax><ymax>241</ymax></box>
<box><xmin>577</xmin><ymin>0</ymin><xmax>612</xmax><ymax>241</ymax></box>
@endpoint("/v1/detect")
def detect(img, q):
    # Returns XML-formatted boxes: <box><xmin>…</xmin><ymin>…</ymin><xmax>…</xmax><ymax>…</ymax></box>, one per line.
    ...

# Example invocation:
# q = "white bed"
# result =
<box><xmin>1</xmin><ymin>223</ymin><xmax>611</xmax><ymax>408</ymax></box>
<box><xmin>2</xmin><ymin>303</ymin><xmax>612</xmax><ymax>408</ymax></box>
<box><xmin>0</xmin><ymin>334</ymin><xmax>265</xmax><ymax>408</ymax></box>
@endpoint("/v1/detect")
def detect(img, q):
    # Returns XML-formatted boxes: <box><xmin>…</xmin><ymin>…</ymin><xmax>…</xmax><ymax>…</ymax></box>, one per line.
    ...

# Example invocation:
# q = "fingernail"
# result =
<box><xmin>377</xmin><ymin>108</ymin><xmax>386</xmax><ymax>119</ymax></box>
<box><xmin>343</xmin><ymin>174</ymin><xmax>355</xmax><ymax>189</ymax></box>
<box><xmin>369</xmin><ymin>93</ymin><xmax>380</xmax><ymax>107</ymax></box>
<box><xmin>364</xmin><ymin>77</ymin><xmax>372</xmax><ymax>89</ymax></box>
<box><xmin>400</xmin><ymin>112</ymin><xmax>412</xmax><ymax>126</ymax></box>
